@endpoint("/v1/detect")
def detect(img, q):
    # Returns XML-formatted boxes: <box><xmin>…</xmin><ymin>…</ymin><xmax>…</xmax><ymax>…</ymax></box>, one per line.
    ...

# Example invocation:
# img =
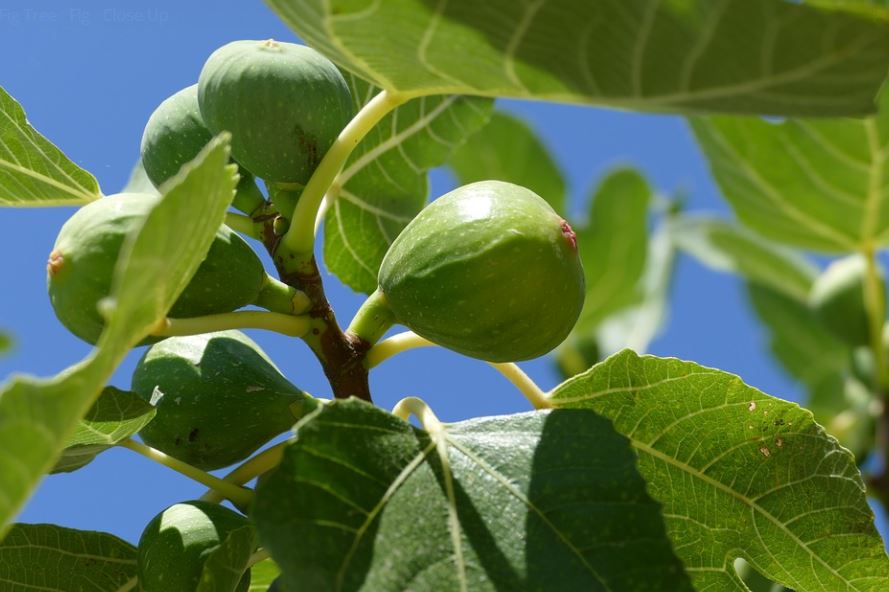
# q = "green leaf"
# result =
<box><xmin>551</xmin><ymin>350</ymin><xmax>889</xmax><ymax>591</ymax></box>
<box><xmin>0</xmin><ymin>135</ymin><xmax>238</xmax><ymax>537</ymax></box>
<box><xmin>267</xmin><ymin>0</ymin><xmax>889</xmax><ymax>116</ymax></box>
<box><xmin>745</xmin><ymin>284</ymin><xmax>875</xmax><ymax>459</ymax></box>
<box><xmin>324</xmin><ymin>74</ymin><xmax>491</xmax><ymax>293</ymax></box>
<box><xmin>123</xmin><ymin>158</ymin><xmax>160</xmax><ymax>195</ymax></box>
<box><xmin>690</xmin><ymin>91</ymin><xmax>889</xmax><ymax>252</ymax></box>
<box><xmin>254</xmin><ymin>399</ymin><xmax>693</xmax><ymax>592</ymax></box>
<box><xmin>51</xmin><ymin>386</ymin><xmax>156</xmax><ymax>474</ymax></box>
<box><xmin>0</xmin><ymin>523</ymin><xmax>137</xmax><ymax>590</ymax></box>
<box><xmin>0</xmin><ymin>85</ymin><xmax>101</xmax><ymax>206</ymax></box>
<box><xmin>248</xmin><ymin>559</ymin><xmax>282</xmax><ymax>591</ymax></box>
<box><xmin>672</xmin><ymin>216</ymin><xmax>818</xmax><ymax>302</ymax></box>
<box><xmin>575</xmin><ymin>168</ymin><xmax>652</xmax><ymax>332</ymax></box>
<box><xmin>596</xmin><ymin>216</ymin><xmax>678</xmax><ymax>355</ymax></box>
<box><xmin>448</xmin><ymin>110</ymin><xmax>566</xmax><ymax>213</ymax></box>
<box><xmin>198</xmin><ymin>524</ymin><xmax>258</xmax><ymax>592</ymax></box>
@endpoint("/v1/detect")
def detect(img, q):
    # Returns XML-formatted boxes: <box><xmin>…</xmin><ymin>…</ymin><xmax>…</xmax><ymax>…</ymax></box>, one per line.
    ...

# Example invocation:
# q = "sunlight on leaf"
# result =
<box><xmin>552</xmin><ymin>350</ymin><xmax>889</xmax><ymax>591</ymax></box>
<box><xmin>0</xmin><ymin>85</ymin><xmax>101</xmax><ymax>206</ymax></box>
<box><xmin>268</xmin><ymin>0</ymin><xmax>889</xmax><ymax>116</ymax></box>
<box><xmin>254</xmin><ymin>399</ymin><xmax>692</xmax><ymax>591</ymax></box>
<box><xmin>0</xmin><ymin>523</ymin><xmax>137</xmax><ymax>589</ymax></box>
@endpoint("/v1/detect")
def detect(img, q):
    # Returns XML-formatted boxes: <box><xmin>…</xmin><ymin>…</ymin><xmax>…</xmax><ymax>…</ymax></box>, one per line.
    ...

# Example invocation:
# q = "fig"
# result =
<box><xmin>198</xmin><ymin>39</ymin><xmax>352</xmax><ymax>186</ymax></box>
<box><xmin>375</xmin><ymin>180</ymin><xmax>585</xmax><ymax>362</ymax></box>
<box><xmin>138</xmin><ymin>501</ymin><xmax>251</xmax><ymax>592</ymax></box>
<box><xmin>131</xmin><ymin>330</ymin><xmax>313</xmax><ymax>470</ymax></box>
<box><xmin>47</xmin><ymin>193</ymin><xmax>265</xmax><ymax>345</ymax></box>
<box><xmin>140</xmin><ymin>84</ymin><xmax>265</xmax><ymax>214</ymax></box>
<box><xmin>809</xmin><ymin>255</ymin><xmax>883</xmax><ymax>347</ymax></box>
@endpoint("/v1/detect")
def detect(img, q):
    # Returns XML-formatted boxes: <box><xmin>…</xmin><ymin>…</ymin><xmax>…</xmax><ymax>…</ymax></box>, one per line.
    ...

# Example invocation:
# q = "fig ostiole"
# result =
<box><xmin>198</xmin><ymin>39</ymin><xmax>353</xmax><ymax>187</ymax></box>
<box><xmin>47</xmin><ymin>193</ymin><xmax>266</xmax><ymax>345</ymax></box>
<box><xmin>141</xmin><ymin>84</ymin><xmax>265</xmax><ymax>215</ymax></box>
<box><xmin>138</xmin><ymin>500</ymin><xmax>253</xmax><ymax>592</ymax></box>
<box><xmin>350</xmin><ymin>180</ymin><xmax>585</xmax><ymax>362</ymax></box>
<box><xmin>132</xmin><ymin>330</ymin><xmax>314</xmax><ymax>470</ymax></box>
<box><xmin>809</xmin><ymin>255</ymin><xmax>884</xmax><ymax>347</ymax></box>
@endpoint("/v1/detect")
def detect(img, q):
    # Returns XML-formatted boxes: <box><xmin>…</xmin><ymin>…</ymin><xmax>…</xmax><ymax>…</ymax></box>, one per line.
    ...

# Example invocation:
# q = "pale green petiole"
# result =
<box><xmin>224</xmin><ymin>211</ymin><xmax>260</xmax><ymax>239</ymax></box>
<box><xmin>200</xmin><ymin>441</ymin><xmax>289</xmax><ymax>504</ymax></box>
<box><xmin>280</xmin><ymin>90</ymin><xmax>410</xmax><ymax>267</ymax></box>
<box><xmin>369</xmin><ymin>331</ymin><xmax>551</xmax><ymax>410</ymax></box>
<box><xmin>118</xmin><ymin>438</ymin><xmax>253</xmax><ymax>510</ymax></box>
<box><xmin>255</xmin><ymin>275</ymin><xmax>312</xmax><ymax>315</ymax></box>
<box><xmin>151</xmin><ymin>311</ymin><xmax>311</xmax><ymax>339</ymax></box>
<box><xmin>347</xmin><ymin>289</ymin><xmax>396</xmax><ymax>345</ymax></box>
<box><xmin>392</xmin><ymin>396</ymin><xmax>446</xmax><ymax>437</ymax></box>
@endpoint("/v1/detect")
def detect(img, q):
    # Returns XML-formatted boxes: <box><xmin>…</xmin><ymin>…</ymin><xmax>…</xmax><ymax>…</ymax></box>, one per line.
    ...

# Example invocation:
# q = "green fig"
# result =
<box><xmin>371</xmin><ymin>180</ymin><xmax>585</xmax><ymax>362</ymax></box>
<box><xmin>809</xmin><ymin>255</ymin><xmax>884</xmax><ymax>347</ymax></box>
<box><xmin>138</xmin><ymin>501</ymin><xmax>251</xmax><ymax>592</ymax></box>
<box><xmin>47</xmin><ymin>193</ymin><xmax>265</xmax><ymax>345</ymax></box>
<box><xmin>132</xmin><ymin>330</ymin><xmax>313</xmax><ymax>470</ymax></box>
<box><xmin>140</xmin><ymin>84</ymin><xmax>265</xmax><ymax>214</ymax></box>
<box><xmin>198</xmin><ymin>39</ymin><xmax>353</xmax><ymax>186</ymax></box>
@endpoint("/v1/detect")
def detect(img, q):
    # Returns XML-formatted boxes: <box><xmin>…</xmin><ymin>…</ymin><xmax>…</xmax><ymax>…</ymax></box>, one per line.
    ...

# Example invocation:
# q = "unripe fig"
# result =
<box><xmin>141</xmin><ymin>84</ymin><xmax>265</xmax><ymax>214</ymax></box>
<box><xmin>141</xmin><ymin>85</ymin><xmax>212</xmax><ymax>189</ymax></box>
<box><xmin>809</xmin><ymin>255</ymin><xmax>884</xmax><ymax>347</ymax></box>
<box><xmin>198</xmin><ymin>39</ymin><xmax>352</xmax><ymax>185</ymax></box>
<box><xmin>47</xmin><ymin>193</ymin><xmax>265</xmax><ymax>345</ymax></box>
<box><xmin>376</xmin><ymin>180</ymin><xmax>585</xmax><ymax>362</ymax></box>
<box><xmin>138</xmin><ymin>501</ymin><xmax>251</xmax><ymax>592</ymax></box>
<box><xmin>132</xmin><ymin>330</ymin><xmax>313</xmax><ymax>470</ymax></box>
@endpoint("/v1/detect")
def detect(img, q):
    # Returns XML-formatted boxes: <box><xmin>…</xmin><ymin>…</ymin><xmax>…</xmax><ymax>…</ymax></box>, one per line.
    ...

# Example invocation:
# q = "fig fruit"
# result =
<box><xmin>138</xmin><ymin>501</ymin><xmax>251</xmax><ymax>592</ymax></box>
<box><xmin>47</xmin><ymin>193</ymin><xmax>265</xmax><ymax>345</ymax></box>
<box><xmin>141</xmin><ymin>84</ymin><xmax>212</xmax><ymax>189</ymax></box>
<box><xmin>131</xmin><ymin>330</ymin><xmax>313</xmax><ymax>470</ymax></box>
<box><xmin>141</xmin><ymin>84</ymin><xmax>265</xmax><ymax>214</ymax></box>
<box><xmin>375</xmin><ymin>180</ymin><xmax>585</xmax><ymax>362</ymax></box>
<box><xmin>198</xmin><ymin>39</ymin><xmax>352</xmax><ymax>185</ymax></box>
<box><xmin>809</xmin><ymin>255</ymin><xmax>883</xmax><ymax>347</ymax></box>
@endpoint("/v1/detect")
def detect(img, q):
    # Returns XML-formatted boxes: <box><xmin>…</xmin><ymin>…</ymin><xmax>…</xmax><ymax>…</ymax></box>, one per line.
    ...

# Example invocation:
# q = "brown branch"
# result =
<box><xmin>256</xmin><ymin>206</ymin><xmax>372</xmax><ymax>402</ymax></box>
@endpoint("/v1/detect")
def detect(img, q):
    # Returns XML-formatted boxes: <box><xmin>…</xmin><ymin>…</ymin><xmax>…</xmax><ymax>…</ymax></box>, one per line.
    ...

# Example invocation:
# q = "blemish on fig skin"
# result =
<box><xmin>560</xmin><ymin>220</ymin><xmax>577</xmax><ymax>251</ymax></box>
<box><xmin>47</xmin><ymin>250</ymin><xmax>64</xmax><ymax>276</ymax></box>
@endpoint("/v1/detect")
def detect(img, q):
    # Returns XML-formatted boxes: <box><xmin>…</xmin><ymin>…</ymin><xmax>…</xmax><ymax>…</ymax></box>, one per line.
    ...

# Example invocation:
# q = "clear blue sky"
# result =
<box><xmin>0</xmin><ymin>0</ymin><xmax>846</xmax><ymax>545</ymax></box>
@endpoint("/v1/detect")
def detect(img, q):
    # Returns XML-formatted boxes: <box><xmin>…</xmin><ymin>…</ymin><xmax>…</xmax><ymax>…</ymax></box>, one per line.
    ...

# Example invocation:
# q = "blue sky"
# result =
<box><xmin>0</xmin><ymin>0</ymin><xmax>848</xmax><ymax>545</ymax></box>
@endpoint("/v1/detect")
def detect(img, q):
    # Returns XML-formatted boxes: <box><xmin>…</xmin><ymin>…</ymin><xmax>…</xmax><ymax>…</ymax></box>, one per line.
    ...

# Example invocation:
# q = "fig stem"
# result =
<box><xmin>152</xmin><ymin>311</ymin><xmax>311</xmax><ymax>338</ymax></box>
<box><xmin>279</xmin><ymin>89</ymin><xmax>409</xmax><ymax>268</ymax></box>
<box><xmin>347</xmin><ymin>289</ymin><xmax>396</xmax><ymax>346</ymax></box>
<box><xmin>489</xmin><ymin>362</ymin><xmax>551</xmax><ymax>410</ymax></box>
<box><xmin>366</xmin><ymin>331</ymin><xmax>435</xmax><ymax>368</ymax></box>
<box><xmin>232</xmin><ymin>173</ymin><xmax>267</xmax><ymax>215</ymax></box>
<box><xmin>224</xmin><ymin>212</ymin><xmax>261</xmax><ymax>240</ymax></box>
<box><xmin>118</xmin><ymin>439</ymin><xmax>253</xmax><ymax>510</ymax></box>
<box><xmin>200</xmin><ymin>440</ymin><xmax>289</xmax><ymax>504</ymax></box>
<box><xmin>368</xmin><ymin>331</ymin><xmax>551</xmax><ymax>409</ymax></box>
<box><xmin>254</xmin><ymin>275</ymin><xmax>311</xmax><ymax>315</ymax></box>
<box><xmin>392</xmin><ymin>396</ymin><xmax>445</xmax><ymax>437</ymax></box>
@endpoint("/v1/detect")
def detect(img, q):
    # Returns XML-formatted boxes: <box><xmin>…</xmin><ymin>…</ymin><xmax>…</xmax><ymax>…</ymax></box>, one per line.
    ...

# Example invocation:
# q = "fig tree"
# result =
<box><xmin>809</xmin><ymin>255</ymin><xmax>883</xmax><ymax>347</ymax></box>
<box><xmin>198</xmin><ymin>39</ymin><xmax>353</xmax><ymax>186</ymax></box>
<box><xmin>371</xmin><ymin>180</ymin><xmax>585</xmax><ymax>362</ymax></box>
<box><xmin>47</xmin><ymin>193</ymin><xmax>265</xmax><ymax>345</ymax></box>
<box><xmin>131</xmin><ymin>330</ymin><xmax>313</xmax><ymax>470</ymax></box>
<box><xmin>138</xmin><ymin>501</ymin><xmax>251</xmax><ymax>592</ymax></box>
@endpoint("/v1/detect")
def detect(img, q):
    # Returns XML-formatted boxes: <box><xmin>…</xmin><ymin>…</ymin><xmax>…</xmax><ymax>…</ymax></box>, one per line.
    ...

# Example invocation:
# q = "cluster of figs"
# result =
<box><xmin>45</xmin><ymin>39</ymin><xmax>585</xmax><ymax>589</ymax></box>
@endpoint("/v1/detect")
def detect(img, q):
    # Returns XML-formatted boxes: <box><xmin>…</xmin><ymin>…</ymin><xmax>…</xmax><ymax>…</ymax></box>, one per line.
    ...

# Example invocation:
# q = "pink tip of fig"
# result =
<box><xmin>47</xmin><ymin>250</ymin><xmax>64</xmax><ymax>277</ymax></box>
<box><xmin>560</xmin><ymin>220</ymin><xmax>577</xmax><ymax>251</ymax></box>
